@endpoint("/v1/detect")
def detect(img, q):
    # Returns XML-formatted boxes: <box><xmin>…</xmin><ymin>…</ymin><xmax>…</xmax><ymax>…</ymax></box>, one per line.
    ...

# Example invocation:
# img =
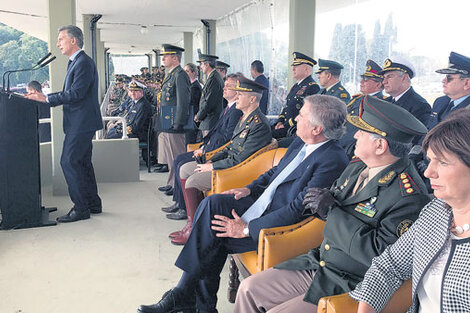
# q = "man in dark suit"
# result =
<box><xmin>250</xmin><ymin>60</ymin><xmax>270</xmax><ymax>114</ymax></box>
<box><xmin>381</xmin><ymin>56</ymin><xmax>431</xmax><ymax>143</ymax></box>
<box><xmin>161</xmin><ymin>74</ymin><xmax>243</xmax><ymax>223</ymax></box>
<box><xmin>137</xmin><ymin>94</ymin><xmax>350</xmax><ymax>313</ymax></box>
<box><xmin>234</xmin><ymin>96</ymin><xmax>430</xmax><ymax>313</ymax></box>
<box><xmin>195</xmin><ymin>54</ymin><xmax>225</xmax><ymax>137</ymax></box>
<box><xmin>25</xmin><ymin>25</ymin><xmax>103</xmax><ymax>223</ymax></box>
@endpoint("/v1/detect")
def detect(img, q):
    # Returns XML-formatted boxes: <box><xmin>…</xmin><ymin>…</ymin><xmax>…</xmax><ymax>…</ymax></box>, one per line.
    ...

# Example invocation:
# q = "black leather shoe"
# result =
<box><xmin>162</xmin><ymin>203</ymin><xmax>180</xmax><ymax>213</ymax></box>
<box><xmin>167</xmin><ymin>208</ymin><xmax>187</xmax><ymax>220</ymax></box>
<box><xmin>158</xmin><ymin>185</ymin><xmax>172</xmax><ymax>192</ymax></box>
<box><xmin>57</xmin><ymin>208</ymin><xmax>90</xmax><ymax>223</ymax></box>
<box><xmin>164</xmin><ymin>187</ymin><xmax>174</xmax><ymax>196</ymax></box>
<box><xmin>154</xmin><ymin>165</ymin><xmax>169</xmax><ymax>173</ymax></box>
<box><xmin>90</xmin><ymin>207</ymin><xmax>102</xmax><ymax>214</ymax></box>
<box><xmin>137</xmin><ymin>288</ymin><xmax>196</xmax><ymax>313</ymax></box>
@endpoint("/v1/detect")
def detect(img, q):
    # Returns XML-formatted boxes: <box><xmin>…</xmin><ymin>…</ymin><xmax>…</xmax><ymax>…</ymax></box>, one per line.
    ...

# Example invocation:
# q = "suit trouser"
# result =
<box><xmin>234</xmin><ymin>267</ymin><xmax>317</xmax><ymax>313</ymax></box>
<box><xmin>179</xmin><ymin>160</ymin><xmax>212</xmax><ymax>191</ymax></box>
<box><xmin>172</xmin><ymin>152</ymin><xmax>195</xmax><ymax>210</ymax></box>
<box><xmin>158</xmin><ymin>132</ymin><xmax>186</xmax><ymax>186</ymax></box>
<box><xmin>175</xmin><ymin>194</ymin><xmax>257</xmax><ymax>312</ymax></box>
<box><xmin>61</xmin><ymin>131</ymin><xmax>101</xmax><ymax>212</ymax></box>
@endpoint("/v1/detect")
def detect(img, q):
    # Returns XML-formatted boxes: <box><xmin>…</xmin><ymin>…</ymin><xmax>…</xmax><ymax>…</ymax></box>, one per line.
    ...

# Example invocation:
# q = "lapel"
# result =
<box><xmin>231</xmin><ymin>108</ymin><xmax>257</xmax><ymax>139</ymax></box>
<box><xmin>203</xmin><ymin>70</ymin><xmax>215</xmax><ymax>92</ymax></box>
<box><xmin>341</xmin><ymin>158</ymin><xmax>408</xmax><ymax>206</ymax></box>
<box><xmin>453</xmin><ymin>94</ymin><xmax>470</xmax><ymax>111</ymax></box>
<box><xmin>395</xmin><ymin>87</ymin><xmax>413</xmax><ymax>106</ymax></box>
<box><xmin>63</xmin><ymin>51</ymin><xmax>83</xmax><ymax>90</ymax></box>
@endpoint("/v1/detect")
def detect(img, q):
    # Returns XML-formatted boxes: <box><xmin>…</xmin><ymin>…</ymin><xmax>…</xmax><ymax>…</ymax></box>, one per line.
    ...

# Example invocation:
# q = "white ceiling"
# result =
<box><xmin>0</xmin><ymin>0</ymin><xmax>367</xmax><ymax>54</ymax></box>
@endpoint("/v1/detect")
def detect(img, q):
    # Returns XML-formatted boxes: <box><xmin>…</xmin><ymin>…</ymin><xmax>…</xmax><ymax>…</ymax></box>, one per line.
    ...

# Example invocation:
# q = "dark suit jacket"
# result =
<box><xmin>47</xmin><ymin>50</ymin><xmax>103</xmax><ymax>134</ymax></box>
<box><xmin>427</xmin><ymin>95</ymin><xmax>470</xmax><ymax>130</ymax></box>
<box><xmin>203</xmin><ymin>103</ymin><xmax>243</xmax><ymax>152</ymax></box>
<box><xmin>245</xmin><ymin>137</ymin><xmax>349</xmax><ymax>241</ymax></box>
<box><xmin>190</xmin><ymin>80</ymin><xmax>202</xmax><ymax>114</ymax></box>
<box><xmin>386</xmin><ymin>87</ymin><xmax>431</xmax><ymax>128</ymax></box>
<box><xmin>197</xmin><ymin>70</ymin><xmax>224</xmax><ymax>131</ymax></box>
<box><xmin>127</xmin><ymin>96</ymin><xmax>152</xmax><ymax>142</ymax></box>
<box><xmin>255</xmin><ymin>74</ymin><xmax>269</xmax><ymax>114</ymax></box>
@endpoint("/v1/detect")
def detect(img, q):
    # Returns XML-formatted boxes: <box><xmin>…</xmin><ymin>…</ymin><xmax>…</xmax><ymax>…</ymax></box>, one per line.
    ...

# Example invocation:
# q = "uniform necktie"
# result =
<box><xmin>241</xmin><ymin>145</ymin><xmax>307</xmax><ymax>223</ymax></box>
<box><xmin>391</xmin><ymin>98</ymin><xmax>396</xmax><ymax>104</ymax></box>
<box><xmin>321</xmin><ymin>89</ymin><xmax>327</xmax><ymax>95</ymax></box>
<box><xmin>352</xmin><ymin>168</ymin><xmax>369</xmax><ymax>196</ymax></box>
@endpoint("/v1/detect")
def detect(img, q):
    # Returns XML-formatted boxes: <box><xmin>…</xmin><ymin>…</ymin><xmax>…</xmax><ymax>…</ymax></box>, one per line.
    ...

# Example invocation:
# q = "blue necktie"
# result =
<box><xmin>241</xmin><ymin>145</ymin><xmax>307</xmax><ymax>223</ymax></box>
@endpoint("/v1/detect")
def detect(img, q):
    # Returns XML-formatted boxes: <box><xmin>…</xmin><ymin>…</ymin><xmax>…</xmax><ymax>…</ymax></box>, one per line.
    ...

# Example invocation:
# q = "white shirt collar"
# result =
<box><xmin>303</xmin><ymin>140</ymin><xmax>330</xmax><ymax>161</ymax></box>
<box><xmin>69</xmin><ymin>49</ymin><xmax>82</xmax><ymax>61</ymax></box>
<box><xmin>393</xmin><ymin>86</ymin><xmax>411</xmax><ymax>102</ymax></box>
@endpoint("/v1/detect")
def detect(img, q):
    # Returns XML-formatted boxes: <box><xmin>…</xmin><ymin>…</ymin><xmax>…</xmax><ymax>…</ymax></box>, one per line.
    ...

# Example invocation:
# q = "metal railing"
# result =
<box><xmin>98</xmin><ymin>116</ymin><xmax>128</xmax><ymax>139</ymax></box>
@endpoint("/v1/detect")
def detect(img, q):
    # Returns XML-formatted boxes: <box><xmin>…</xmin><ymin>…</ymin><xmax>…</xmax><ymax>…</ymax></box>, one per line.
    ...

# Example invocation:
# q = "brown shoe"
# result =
<box><xmin>168</xmin><ymin>217</ymin><xmax>192</xmax><ymax>239</ymax></box>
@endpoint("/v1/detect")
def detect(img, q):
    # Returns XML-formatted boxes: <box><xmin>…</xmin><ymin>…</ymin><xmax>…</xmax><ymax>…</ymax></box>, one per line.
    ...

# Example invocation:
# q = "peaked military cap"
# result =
<box><xmin>197</xmin><ymin>53</ymin><xmax>219</xmax><ymax>63</ymax></box>
<box><xmin>159</xmin><ymin>44</ymin><xmax>184</xmax><ymax>55</ymax></box>
<box><xmin>436</xmin><ymin>52</ymin><xmax>470</xmax><ymax>75</ymax></box>
<box><xmin>315</xmin><ymin>59</ymin><xmax>344</xmax><ymax>73</ymax></box>
<box><xmin>361</xmin><ymin>60</ymin><xmax>383</xmax><ymax>80</ymax></box>
<box><xmin>128</xmin><ymin>81</ymin><xmax>146</xmax><ymax>91</ymax></box>
<box><xmin>216</xmin><ymin>61</ymin><xmax>230</xmax><ymax>69</ymax></box>
<box><xmin>291</xmin><ymin>52</ymin><xmax>317</xmax><ymax>67</ymax></box>
<box><xmin>230</xmin><ymin>76</ymin><xmax>267</xmax><ymax>94</ymax></box>
<box><xmin>380</xmin><ymin>56</ymin><xmax>415</xmax><ymax>79</ymax></box>
<box><xmin>347</xmin><ymin>95</ymin><xmax>427</xmax><ymax>143</ymax></box>
<box><xmin>140</xmin><ymin>67</ymin><xmax>148</xmax><ymax>71</ymax></box>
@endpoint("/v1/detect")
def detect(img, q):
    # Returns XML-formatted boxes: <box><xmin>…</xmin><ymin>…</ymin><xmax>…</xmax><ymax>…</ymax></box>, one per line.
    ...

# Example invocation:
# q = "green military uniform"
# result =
<box><xmin>160</xmin><ymin>64</ymin><xmax>191</xmax><ymax>132</ymax></box>
<box><xmin>210</xmin><ymin>107</ymin><xmax>271</xmax><ymax>170</ymax></box>
<box><xmin>272</xmin><ymin>95</ymin><xmax>430</xmax><ymax>305</ymax></box>
<box><xmin>320</xmin><ymin>81</ymin><xmax>351</xmax><ymax>103</ymax></box>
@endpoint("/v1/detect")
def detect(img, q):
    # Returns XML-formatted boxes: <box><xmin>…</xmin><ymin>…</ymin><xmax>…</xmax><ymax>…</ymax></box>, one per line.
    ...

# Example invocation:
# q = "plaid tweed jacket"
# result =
<box><xmin>350</xmin><ymin>198</ymin><xmax>470</xmax><ymax>312</ymax></box>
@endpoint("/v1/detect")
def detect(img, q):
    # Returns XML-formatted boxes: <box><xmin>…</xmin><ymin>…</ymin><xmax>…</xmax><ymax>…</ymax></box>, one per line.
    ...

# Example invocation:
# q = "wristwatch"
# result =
<box><xmin>243</xmin><ymin>226</ymin><xmax>250</xmax><ymax>237</ymax></box>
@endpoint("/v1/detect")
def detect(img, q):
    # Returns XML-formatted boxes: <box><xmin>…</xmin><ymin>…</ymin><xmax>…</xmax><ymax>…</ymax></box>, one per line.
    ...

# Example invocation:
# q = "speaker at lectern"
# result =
<box><xmin>0</xmin><ymin>91</ymin><xmax>56</xmax><ymax>229</ymax></box>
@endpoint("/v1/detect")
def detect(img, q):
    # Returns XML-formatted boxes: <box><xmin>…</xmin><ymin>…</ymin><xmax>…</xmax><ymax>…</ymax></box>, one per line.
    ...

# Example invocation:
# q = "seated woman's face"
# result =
<box><xmin>425</xmin><ymin>148</ymin><xmax>470</xmax><ymax>204</ymax></box>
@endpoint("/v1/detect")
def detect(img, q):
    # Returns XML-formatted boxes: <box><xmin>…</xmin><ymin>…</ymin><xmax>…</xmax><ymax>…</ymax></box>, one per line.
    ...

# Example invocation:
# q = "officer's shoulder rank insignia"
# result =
<box><xmin>378</xmin><ymin>171</ymin><xmax>396</xmax><ymax>184</ymax></box>
<box><xmin>398</xmin><ymin>172</ymin><xmax>420</xmax><ymax>196</ymax></box>
<box><xmin>340</xmin><ymin>93</ymin><xmax>348</xmax><ymax>98</ymax></box>
<box><xmin>396</xmin><ymin>219</ymin><xmax>413</xmax><ymax>237</ymax></box>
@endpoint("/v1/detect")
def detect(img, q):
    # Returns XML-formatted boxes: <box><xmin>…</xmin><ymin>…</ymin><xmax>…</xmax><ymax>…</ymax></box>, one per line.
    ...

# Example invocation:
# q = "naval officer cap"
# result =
<box><xmin>216</xmin><ymin>61</ymin><xmax>230</xmax><ymax>69</ymax></box>
<box><xmin>315</xmin><ymin>59</ymin><xmax>344</xmax><ymax>73</ymax></box>
<box><xmin>361</xmin><ymin>60</ymin><xmax>383</xmax><ymax>80</ymax></box>
<box><xmin>347</xmin><ymin>95</ymin><xmax>427</xmax><ymax>143</ymax></box>
<box><xmin>197</xmin><ymin>52</ymin><xmax>219</xmax><ymax>63</ymax></box>
<box><xmin>380</xmin><ymin>55</ymin><xmax>416</xmax><ymax>79</ymax></box>
<box><xmin>128</xmin><ymin>81</ymin><xmax>146</xmax><ymax>91</ymax></box>
<box><xmin>436</xmin><ymin>52</ymin><xmax>470</xmax><ymax>76</ymax></box>
<box><xmin>230</xmin><ymin>76</ymin><xmax>268</xmax><ymax>94</ymax></box>
<box><xmin>159</xmin><ymin>44</ymin><xmax>184</xmax><ymax>56</ymax></box>
<box><xmin>291</xmin><ymin>52</ymin><xmax>317</xmax><ymax>67</ymax></box>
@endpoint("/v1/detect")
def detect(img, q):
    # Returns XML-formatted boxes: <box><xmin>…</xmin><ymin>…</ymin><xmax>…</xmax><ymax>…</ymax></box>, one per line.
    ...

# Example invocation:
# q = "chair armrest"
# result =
<box><xmin>258</xmin><ymin>217</ymin><xmax>325</xmax><ymax>270</ymax></box>
<box><xmin>205</xmin><ymin>141</ymin><xmax>231</xmax><ymax>160</ymax></box>
<box><xmin>187</xmin><ymin>142</ymin><xmax>202</xmax><ymax>152</ymax></box>
<box><xmin>317</xmin><ymin>279</ymin><xmax>412</xmax><ymax>313</ymax></box>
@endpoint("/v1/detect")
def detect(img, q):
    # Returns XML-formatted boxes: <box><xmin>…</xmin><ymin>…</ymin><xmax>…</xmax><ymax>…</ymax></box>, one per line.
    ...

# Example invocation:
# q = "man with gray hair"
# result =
<box><xmin>25</xmin><ymin>25</ymin><xmax>102</xmax><ymax>223</ymax></box>
<box><xmin>138</xmin><ymin>94</ymin><xmax>349</xmax><ymax>313</ymax></box>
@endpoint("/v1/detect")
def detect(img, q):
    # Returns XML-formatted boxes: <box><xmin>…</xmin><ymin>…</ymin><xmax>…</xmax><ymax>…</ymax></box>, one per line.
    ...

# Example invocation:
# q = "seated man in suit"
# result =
<box><xmin>106</xmin><ymin>81</ymin><xmax>152</xmax><ymax>142</ymax></box>
<box><xmin>137</xmin><ymin>94</ymin><xmax>350</xmax><ymax>313</ymax></box>
<box><xmin>234</xmin><ymin>95</ymin><xmax>431</xmax><ymax>313</ymax></box>
<box><xmin>170</xmin><ymin>77</ymin><xmax>272</xmax><ymax>246</ymax></box>
<box><xmin>160</xmin><ymin>74</ymin><xmax>243</xmax><ymax>225</ymax></box>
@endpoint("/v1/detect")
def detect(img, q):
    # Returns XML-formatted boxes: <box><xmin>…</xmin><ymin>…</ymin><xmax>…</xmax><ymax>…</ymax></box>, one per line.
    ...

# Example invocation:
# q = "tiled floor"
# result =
<box><xmin>0</xmin><ymin>170</ymin><xmax>235</xmax><ymax>313</ymax></box>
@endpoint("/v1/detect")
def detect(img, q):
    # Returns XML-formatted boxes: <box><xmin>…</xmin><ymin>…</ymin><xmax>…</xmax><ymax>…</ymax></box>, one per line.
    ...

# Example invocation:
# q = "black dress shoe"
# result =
<box><xmin>57</xmin><ymin>208</ymin><xmax>90</xmax><ymax>223</ymax></box>
<box><xmin>90</xmin><ymin>207</ymin><xmax>102</xmax><ymax>214</ymax></box>
<box><xmin>137</xmin><ymin>288</ymin><xmax>196</xmax><ymax>313</ymax></box>
<box><xmin>166</xmin><ymin>208</ymin><xmax>187</xmax><ymax>220</ymax></box>
<box><xmin>154</xmin><ymin>164</ymin><xmax>169</xmax><ymax>173</ymax></box>
<box><xmin>158</xmin><ymin>185</ymin><xmax>172</xmax><ymax>192</ymax></box>
<box><xmin>164</xmin><ymin>187</ymin><xmax>174</xmax><ymax>196</ymax></box>
<box><xmin>162</xmin><ymin>203</ymin><xmax>180</xmax><ymax>213</ymax></box>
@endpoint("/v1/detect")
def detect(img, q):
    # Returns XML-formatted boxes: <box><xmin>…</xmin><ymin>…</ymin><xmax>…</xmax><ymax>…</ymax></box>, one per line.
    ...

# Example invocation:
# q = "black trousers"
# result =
<box><xmin>61</xmin><ymin>131</ymin><xmax>101</xmax><ymax>212</ymax></box>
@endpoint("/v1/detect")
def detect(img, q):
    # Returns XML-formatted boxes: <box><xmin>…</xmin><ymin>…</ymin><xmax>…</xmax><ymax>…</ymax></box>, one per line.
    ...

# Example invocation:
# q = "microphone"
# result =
<box><xmin>39</xmin><ymin>56</ymin><xmax>56</xmax><ymax>68</ymax></box>
<box><xmin>36</xmin><ymin>52</ymin><xmax>52</xmax><ymax>66</ymax></box>
<box><xmin>3</xmin><ymin>54</ymin><xmax>56</xmax><ymax>92</ymax></box>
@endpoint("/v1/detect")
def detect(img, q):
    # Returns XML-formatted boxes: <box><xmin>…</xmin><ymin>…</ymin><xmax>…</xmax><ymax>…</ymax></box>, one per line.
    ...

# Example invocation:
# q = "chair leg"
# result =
<box><xmin>227</xmin><ymin>255</ymin><xmax>240</xmax><ymax>304</ymax></box>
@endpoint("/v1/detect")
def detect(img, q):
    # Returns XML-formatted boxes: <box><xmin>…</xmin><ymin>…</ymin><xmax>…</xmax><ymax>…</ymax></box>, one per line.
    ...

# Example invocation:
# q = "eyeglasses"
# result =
<box><xmin>445</xmin><ymin>75</ymin><xmax>464</xmax><ymax>82</ymax></box>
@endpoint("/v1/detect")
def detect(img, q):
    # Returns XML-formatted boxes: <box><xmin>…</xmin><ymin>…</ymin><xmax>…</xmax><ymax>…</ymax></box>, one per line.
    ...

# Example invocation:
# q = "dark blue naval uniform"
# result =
<box><xmin>106</xmin><ymin>97</ymin><xmax>152</xmax><ymax>141</ymax></box>
<box><xmin>427</xmin><ymin>95</ymin><xmax>470</xmax><ymax>130</ymax></box>
<box><xmin>174</xmin><ymin>138</ymin><xmax>349</xmax><ymax>312</ymax></box>
<box><xmin>273</xmin><ymin>76</ymin><xmax>320</xmax><ymax>139</ymax></box>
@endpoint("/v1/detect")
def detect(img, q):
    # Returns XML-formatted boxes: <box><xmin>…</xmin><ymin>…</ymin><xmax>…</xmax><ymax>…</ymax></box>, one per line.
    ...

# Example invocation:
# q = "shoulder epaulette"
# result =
<box><xmin>398</xmin><ymin>172</ymin><xmax>421</xmax><ymax>196</ymax></box>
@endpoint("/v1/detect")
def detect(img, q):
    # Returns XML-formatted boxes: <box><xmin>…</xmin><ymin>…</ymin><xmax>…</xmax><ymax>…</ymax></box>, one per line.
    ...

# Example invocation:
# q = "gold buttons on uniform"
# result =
<box><xmin>324</xmin><ymin>244</ymin><xmax>330</xmax><ymax>251</ymax></box>
<box><xmin>319</xmin><ymin>261</ymin><xmax>326</xmax><ymax>267</ymax></box>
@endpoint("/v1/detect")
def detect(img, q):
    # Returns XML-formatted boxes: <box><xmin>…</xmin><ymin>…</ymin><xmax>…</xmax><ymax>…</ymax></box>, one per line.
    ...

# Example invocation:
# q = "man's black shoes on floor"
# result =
<box><xmin>158</xmin><ymin>185</ymin><xmax>172</xmax><ymax>192</ymax></box>
<box><xmin>162</xmin><ymin>203</ymin><xmax>180</xmax><ymax>213</ymax></box>
<box><xmin>154</xmin><ymin>164</ymin><xmax>169</xmax><ymax>173</ymax></box>
<box><xmin>56</xmin><ymin>208</ymin><xmax>90</xmax><ymax>223</ymax></box>
<box><xmin>137</xmin><ymin>288</ymin><xmax>196</xmax><ymax>313</ymax></box>
<box><xmin>165</xmin><ymin>187</ymin><xmax>174</xmax><ymax>196</ymax></box>
<box><xmin>166</xmin><ymin>208</ymin><xmax>187</xmax><ymax>220</ymax></box>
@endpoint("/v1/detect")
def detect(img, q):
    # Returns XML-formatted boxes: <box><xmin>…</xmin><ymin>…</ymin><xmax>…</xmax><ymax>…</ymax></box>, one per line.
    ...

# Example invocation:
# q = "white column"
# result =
<box><xmin>96</xmin><ymin>29</ymin><xmax>106</xmax><ymax>101</ymax></box>
<box><xmin>183</xmin><ymin>32</ymin><xmax>193</xmax><ymax>65</ymax></box>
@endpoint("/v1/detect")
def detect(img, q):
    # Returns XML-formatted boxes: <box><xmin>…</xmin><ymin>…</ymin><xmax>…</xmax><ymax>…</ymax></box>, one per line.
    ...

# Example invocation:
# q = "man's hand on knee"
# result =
<box><xmin>211</xmin><ymin>210</ymin><xmax>247</xmax><ymax>238</ymax></box>
<box><xmin>194</xmin><ymin>163</ymin><xmax>213</xmax><ymax>173</ymax></box>
<box><xmin>222</xmin><ymin>187</ymin><xmax>251</xmax><ymax>200</ymax></box>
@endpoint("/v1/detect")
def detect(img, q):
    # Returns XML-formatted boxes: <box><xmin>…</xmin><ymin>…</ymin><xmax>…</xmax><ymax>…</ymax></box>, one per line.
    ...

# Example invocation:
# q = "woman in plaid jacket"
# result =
<box><xmin>351</xmin><ymin>110</ymin><xmax>470</xmax><ymax>312</ymax></box>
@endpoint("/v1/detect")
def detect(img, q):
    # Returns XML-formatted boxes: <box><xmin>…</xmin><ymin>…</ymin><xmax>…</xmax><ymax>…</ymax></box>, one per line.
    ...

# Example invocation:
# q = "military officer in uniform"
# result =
<box><xmin>272</xmin><ymin>52</ymin><xmax>320</xmax><ymax>140</ymax></box>
<box><xmin>215</xmin><ymin>60</ymin><xmax>230</xmax><ymax>80</ymax></box>
<box><xmin>235</xmin><ymin>95</ymin><xmax>431</xmax><ymax>313</ymax></box>
<box><xmin>317</xmin><ymin>58</ymin><xmax>351</xmax><ymax>103</ymax></box>
<box><xmin>156</xmin><ymin>44</ymin><xmax>191</xmax><ymax>191</ymax></box>
<box><xmin>195</xmin><ymin>54</ymin><xmax>225</xmax><ymax>137</ymax></box>
<box><xmin>170</xmin><ymin>77</ymin><xmax>272</xmax><ymax>246</ymax></box>
<box><xmin>340</xmin><ymin>59</ymin><xmax>386</xmax><ymax>157</ymax></box>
